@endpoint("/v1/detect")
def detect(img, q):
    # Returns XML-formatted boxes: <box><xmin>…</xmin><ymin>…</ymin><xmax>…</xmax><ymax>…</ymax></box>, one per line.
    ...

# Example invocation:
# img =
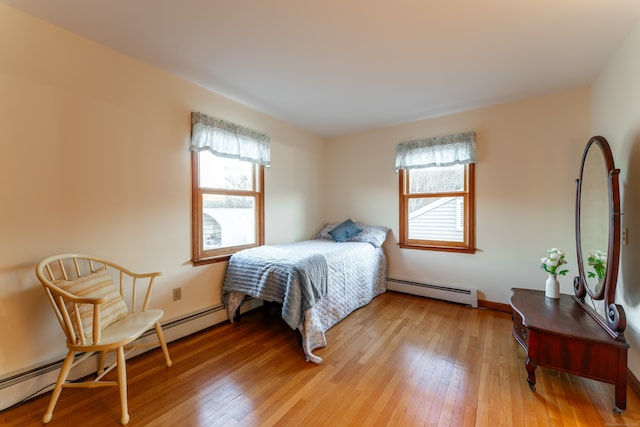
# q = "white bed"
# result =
<box><xmin>222</xmin><ymin>222</ymin><xmax>389</xmax><ymax>363</ymax></box>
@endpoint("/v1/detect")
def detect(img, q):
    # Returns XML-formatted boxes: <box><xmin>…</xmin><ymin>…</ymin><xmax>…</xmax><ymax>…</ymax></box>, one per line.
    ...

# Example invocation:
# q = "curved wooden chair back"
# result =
<box><xmin>37</xmin><ymin>254</ymin><xmax>158</xmax><ymax>347</ymax></box>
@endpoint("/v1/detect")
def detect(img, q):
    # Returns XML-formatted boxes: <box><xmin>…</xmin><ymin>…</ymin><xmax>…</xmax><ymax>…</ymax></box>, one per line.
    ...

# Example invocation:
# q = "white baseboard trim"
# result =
<box><xmin>0</xmin><ymin>299</ymin><xmax>262</xmax><ymax>412</ymax></box>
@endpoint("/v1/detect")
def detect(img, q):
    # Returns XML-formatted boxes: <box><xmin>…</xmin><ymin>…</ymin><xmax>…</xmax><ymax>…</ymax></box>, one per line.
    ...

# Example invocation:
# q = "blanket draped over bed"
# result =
<box><xmin>222</xmin><ymin>244</ymin><xmax>328</xmax><ymax>329</ymax></box>
<box><xmin>222</xmin><ymin>239</ymin><xmax>387</xmax><ymax>364</ymax></box>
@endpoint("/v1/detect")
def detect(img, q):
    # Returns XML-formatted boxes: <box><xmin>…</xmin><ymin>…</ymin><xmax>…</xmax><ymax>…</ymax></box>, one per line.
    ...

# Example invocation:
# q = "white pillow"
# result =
<box><xmin>57</xmin><ymin>268</ymin><xmax>128</xmax><ymax>339</ymax></box>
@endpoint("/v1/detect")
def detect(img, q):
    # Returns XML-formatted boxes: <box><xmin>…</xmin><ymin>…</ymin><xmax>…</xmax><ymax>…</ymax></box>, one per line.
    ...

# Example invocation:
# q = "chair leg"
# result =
<box><xmin>154</xmin><ymin>322</ymin><xmax>172</xmax><ymax>367</ymax></box>
<box><xmin>97</xmin><ymin>350</ymin><xmax>106</xmax><ymax>375</ymax></box>
<box><xmin>42</xmin><ymin>351</ymin><xmax>75</xmax><ymax>424</ymax></box>
<box><xmin>116</xmin><ymin>346</ymin><xmax>129</xmax><ymax>425</ymax></box>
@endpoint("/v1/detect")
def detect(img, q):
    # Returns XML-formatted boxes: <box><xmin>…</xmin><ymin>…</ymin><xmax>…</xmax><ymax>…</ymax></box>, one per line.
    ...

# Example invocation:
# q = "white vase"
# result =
<box><xmin>545</xmin><ymin>273</ymin><xmax>560</xmax><ymax>299</ymax></box>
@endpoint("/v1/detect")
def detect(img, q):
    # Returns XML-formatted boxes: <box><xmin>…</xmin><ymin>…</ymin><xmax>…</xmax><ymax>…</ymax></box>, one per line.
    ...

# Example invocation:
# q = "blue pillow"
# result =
<box><xmin>328</xmin><ymin>219</ymin><xmax>363</xmax><ymax>242</ymax></box>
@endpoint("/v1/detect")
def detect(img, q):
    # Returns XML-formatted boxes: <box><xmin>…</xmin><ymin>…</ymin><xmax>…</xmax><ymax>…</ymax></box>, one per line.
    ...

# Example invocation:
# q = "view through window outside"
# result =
<box><xmin>199</xmin><ymin>152</ymin><xmax>257</xmax><ymax>250</ymax></box>
<box><xmin>407</xmin><ymin>164</ymin><xmax>465</xmax><ymax>242</ymax></box>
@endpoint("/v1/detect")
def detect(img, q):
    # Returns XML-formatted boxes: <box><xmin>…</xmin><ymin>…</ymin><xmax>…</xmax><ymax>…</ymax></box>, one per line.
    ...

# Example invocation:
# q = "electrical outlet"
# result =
<box><xmin>623</xmin><ymin>228</ymin><xmax>629</xmax><ymax>245</ymax></box>
<box><xmin>172</xmin><ymin>287</ymin><xmax>182</xmax><ymax>301</ymax></box>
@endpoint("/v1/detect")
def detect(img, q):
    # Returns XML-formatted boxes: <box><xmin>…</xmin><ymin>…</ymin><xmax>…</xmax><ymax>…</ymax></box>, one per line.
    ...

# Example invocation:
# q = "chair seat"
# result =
<box><xmin>83</xmin><ymin>309</ymin><xmax>164</xmax><ymax>347</ymax></box>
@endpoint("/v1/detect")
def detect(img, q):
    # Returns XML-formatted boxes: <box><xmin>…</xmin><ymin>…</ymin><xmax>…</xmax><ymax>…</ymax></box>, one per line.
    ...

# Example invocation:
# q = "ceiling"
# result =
<box><xmin>3</xmin><ymin>0</ymin><xmax>640</xmax><ymax>137</ymax></box>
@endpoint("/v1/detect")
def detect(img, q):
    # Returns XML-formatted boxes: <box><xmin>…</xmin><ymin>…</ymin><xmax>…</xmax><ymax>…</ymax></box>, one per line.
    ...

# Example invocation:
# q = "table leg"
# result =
<box><xmin>614</xmin><ymin>374</ymin><xmax>626</xmax><ymax>412</ymax></box>
<box><xmin>525</xmin><ymin>355</ymin><xmax>537</xmax><ymax>391</ymax></box>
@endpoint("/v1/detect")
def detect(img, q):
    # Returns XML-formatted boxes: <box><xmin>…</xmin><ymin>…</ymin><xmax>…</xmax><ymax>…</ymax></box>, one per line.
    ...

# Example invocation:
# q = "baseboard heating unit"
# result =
<box><xmin>387</xmin><ymin>277</ymin><xmax>478</xmax><ymax>308</ymax></box>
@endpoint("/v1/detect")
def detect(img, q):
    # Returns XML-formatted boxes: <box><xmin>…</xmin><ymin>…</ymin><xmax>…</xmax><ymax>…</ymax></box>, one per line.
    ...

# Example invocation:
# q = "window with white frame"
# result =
<box><xmin>190</xmin><ymin>112</ymin><xmax>269</xmax><ymax>264</ymax></box>
<box><xmin>396</xmin><ymin>132</ymin><xmax>476</xmax><ymax>253</ymax></box>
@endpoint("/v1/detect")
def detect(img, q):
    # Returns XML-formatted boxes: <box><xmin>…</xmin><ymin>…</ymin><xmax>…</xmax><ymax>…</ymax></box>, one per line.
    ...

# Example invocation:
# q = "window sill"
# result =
<box><xmin>191</xmin><ymin>255</ymin><xmax>232</xmax><ymax>266</ymax></box>
<box><xmin>398</xmin><ymin>243</ymin><xmax>476</xmax><ymax>254</ymax></box>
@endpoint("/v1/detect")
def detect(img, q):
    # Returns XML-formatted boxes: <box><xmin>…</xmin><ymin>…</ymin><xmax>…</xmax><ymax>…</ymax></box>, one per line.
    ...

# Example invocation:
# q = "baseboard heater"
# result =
<box><xmin>387</xmin><ymin>277</ymin><xmax>478</xmax><ymax>308</ymax></box>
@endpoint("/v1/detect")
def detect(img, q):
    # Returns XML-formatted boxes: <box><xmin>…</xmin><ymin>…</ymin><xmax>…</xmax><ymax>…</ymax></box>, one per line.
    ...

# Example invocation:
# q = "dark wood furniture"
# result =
<box><xmin>510</xmin><ymin>136</ymin><xmax>630</xmax><ymax>414</ymax></box>
<box><xmin>511</xmin><ymin>288</ymin><xmax>629</xmax><ymax>412</ymax></box>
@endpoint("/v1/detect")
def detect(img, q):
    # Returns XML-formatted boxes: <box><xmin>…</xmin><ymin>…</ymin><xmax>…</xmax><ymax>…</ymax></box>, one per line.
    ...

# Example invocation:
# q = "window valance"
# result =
<box><xmin>394</xmin><ymin>131</ymin><xmax>476</xmax><ymax>170</ymax></box>
<box><xmin>190</xmin><ymin>112</ymin><xmax>271</xmax><ymax>166</ymax></box>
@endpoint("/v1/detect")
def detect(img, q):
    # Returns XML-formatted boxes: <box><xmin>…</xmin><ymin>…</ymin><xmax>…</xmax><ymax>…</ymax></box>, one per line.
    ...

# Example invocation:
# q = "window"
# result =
<box><xmin>399</xmin><ymin>163</ymin><xmax>475</xmax><ymax>252</ymax></box>
<box><xmin>396</xmin><ymin>132</ymin><xmax>476</xmax><ymax>253</ymax></box>
<box><xmin>190</xmin><ymin>112</ymin><xmax>269</xmax><ymax>264</ymax></box>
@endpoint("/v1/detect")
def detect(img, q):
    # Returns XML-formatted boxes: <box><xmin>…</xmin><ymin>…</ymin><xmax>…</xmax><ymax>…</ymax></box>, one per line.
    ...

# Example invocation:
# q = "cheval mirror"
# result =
<box><xmin>574</xmin><ymin>135</ymin><xmax>626</xmax><ymax>341</ymax></box>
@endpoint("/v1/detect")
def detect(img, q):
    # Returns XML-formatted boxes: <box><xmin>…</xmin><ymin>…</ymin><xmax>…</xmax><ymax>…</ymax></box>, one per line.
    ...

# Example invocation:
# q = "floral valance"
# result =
<box><xmin>190</xmin><ymin>112</ymin><xmax>271</xmax><ymax>166</ymax></box>
<box><xmin>394</xmin><ymin>131</ymin><xmax>476</xmax><ymax>170</ymax></box>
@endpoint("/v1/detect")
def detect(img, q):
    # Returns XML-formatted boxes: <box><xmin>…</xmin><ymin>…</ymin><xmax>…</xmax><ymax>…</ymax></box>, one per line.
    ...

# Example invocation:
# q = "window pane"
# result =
<box><xmin>409</xmin><ymin>164</ymin><xmax>464</xmax><ymax>193</ymax></box>
<box><xmin>202</xmin><ymin>194</ymin><xmax>256</xmax><ymax>250</ymax></box>
<box><xmin>408</xmin><ymin>196</ymin><xmax>464</xmax><ymax>242</ymax></box>
<box><xmin>199</xmin><ymin>151</ymin><xmax>254</xmax><ymax>190</ymax></box>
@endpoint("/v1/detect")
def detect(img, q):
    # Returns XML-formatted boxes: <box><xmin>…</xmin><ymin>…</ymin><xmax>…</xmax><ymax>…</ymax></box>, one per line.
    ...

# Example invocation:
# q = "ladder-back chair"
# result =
<box><xmin>36</xmin><ymin>254</ymin><xmax>172</xmax><ymax>425</ymax></box>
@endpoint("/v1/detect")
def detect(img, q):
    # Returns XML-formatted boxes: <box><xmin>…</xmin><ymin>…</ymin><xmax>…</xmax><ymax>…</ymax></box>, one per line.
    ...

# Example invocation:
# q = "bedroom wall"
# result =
<box><xmin>325</xmin><ymin>87</ymin><xmax>591</xmax><ymax>305</ymax></box>
<box><xmin>0</xmin><ymin>5</ymin><xmax>326</xmax><ymax>379</ymax></box>
<box><xmin>591</xmin><ymin>20</ymin><xmax>640</xmax><ymax>380</ymax></box>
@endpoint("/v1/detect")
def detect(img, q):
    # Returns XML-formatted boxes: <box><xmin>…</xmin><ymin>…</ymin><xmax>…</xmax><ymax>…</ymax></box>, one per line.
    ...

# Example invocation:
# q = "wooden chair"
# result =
<box><xmin>35</xmin><ymin>254</ymin><xmax>172</xmax><ymax>425</ymax></box>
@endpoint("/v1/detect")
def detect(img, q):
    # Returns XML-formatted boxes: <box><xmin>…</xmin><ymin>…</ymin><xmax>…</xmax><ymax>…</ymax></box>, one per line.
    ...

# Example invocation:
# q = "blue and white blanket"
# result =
<box><xmin>222</xmin><ymin>244</ymin><xmax>328</xmax><ymax>330</ymax></box>
<box><xmin>222</xmin><ymin>239</ymin><xmax>387</xmax><ymax>364</ymax></box>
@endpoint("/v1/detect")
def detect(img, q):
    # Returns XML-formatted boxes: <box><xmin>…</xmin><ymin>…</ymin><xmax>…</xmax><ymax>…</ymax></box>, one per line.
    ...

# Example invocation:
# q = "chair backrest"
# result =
<box><xmin>36</xmin><ymin>254</ymin><xmax>160</xmax><ymax>346</ymax></box>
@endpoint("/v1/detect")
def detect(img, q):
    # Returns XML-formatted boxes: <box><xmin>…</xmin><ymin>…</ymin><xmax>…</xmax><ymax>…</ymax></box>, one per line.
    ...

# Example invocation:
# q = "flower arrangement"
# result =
<box><xmin>540</xmin><ymin>248</ymin><xmax>569</xmax><ymax>276</ymax></box>
<box><xmin>587</xmin><ymin>250</ymin><xmax>607</xmax><ymax>279</ymax></box>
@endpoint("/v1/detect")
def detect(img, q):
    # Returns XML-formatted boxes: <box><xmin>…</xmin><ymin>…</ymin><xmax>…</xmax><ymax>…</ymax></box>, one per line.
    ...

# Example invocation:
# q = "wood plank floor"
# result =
<box><xmin>2</xmin><ymin>291</ymin><xmax>639</xmax><ymax>426</ymax></box>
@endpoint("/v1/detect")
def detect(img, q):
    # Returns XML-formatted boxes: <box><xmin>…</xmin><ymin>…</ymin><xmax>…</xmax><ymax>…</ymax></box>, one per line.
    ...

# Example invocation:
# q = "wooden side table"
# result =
<box><xmin>510</xmin><ymin>288</ymin><xmax>629</xmax><ymax>412</ymax></box>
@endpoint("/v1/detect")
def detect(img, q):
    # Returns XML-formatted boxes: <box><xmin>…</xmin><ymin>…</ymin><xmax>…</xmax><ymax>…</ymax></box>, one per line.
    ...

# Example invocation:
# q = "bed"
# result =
<box><xmin>222</xmin><ymin>220</ymin><xmax>389</xmax><ymax>364</ymax></box>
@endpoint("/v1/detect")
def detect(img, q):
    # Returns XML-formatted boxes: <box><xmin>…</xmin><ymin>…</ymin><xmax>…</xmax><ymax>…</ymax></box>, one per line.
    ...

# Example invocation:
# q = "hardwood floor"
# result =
<box><xmin>2</xmin><ymin>291</ymin><xmax>639</xmax><ymax>426</ymax></box>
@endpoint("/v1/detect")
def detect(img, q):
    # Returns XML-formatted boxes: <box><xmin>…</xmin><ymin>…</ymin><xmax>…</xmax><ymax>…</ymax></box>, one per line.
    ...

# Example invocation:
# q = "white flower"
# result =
<box><xmin>540</xmin><ymin>247</ymin><xmax>569</xmax><ymax>275</ymax></box>
<box><xmin>590</xmin><ymin>250</ymin><xmax>607</xmax><ymax>262</ymax></box>
<box><xmin>587</xmin><ymin>249</ymin><xmax>607</xmax><ymax>279</ymax></box>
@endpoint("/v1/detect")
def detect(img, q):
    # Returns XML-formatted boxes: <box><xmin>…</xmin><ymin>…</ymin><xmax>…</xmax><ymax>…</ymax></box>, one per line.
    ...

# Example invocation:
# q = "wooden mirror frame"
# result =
<box><xmin>574</xmin><ymin>136</ymin><xmax>626</xmax><ymax>340</ymax></box>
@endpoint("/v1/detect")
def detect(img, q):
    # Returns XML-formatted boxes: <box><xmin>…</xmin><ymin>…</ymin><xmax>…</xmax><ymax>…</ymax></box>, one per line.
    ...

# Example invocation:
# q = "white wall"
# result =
<box><xmin>591</xmin><ymin>20</ymin><xmax>640</xmax><ymax>378</ymax></box>
<box><xmin>0</xmin><ymin>4</ymin><xmax>326</xmax><ymax>378</ymax></box>
<box><xmin>326</xmin><ymin>88</ymin><xmax>591</xmax><ymax>304</ymax></box>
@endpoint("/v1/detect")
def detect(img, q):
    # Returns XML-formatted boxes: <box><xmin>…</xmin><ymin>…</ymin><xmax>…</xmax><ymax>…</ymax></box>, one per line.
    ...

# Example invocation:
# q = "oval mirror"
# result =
<box><xmin>579</xmin><ymin>144</ymin><xmax>609</xmax><ymax>297</ymax></box>
<box><xmin>574</xmin><ymin>136</ymin><xmax>624</xmax><ymax>338</ymax></box>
